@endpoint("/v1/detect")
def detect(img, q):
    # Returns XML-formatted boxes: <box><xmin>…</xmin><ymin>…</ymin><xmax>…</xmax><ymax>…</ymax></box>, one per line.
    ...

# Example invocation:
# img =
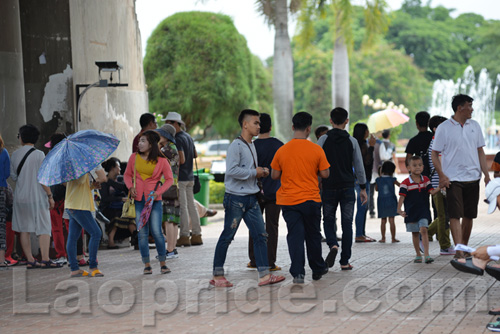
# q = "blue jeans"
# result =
<box><xmin>213</xmin><ymin>193</ymin><xmax>269</xmax><ymax>278</ymax></box>
<box><xmin>67</xmin><ymin>209</ymin><xmax>102</xmax><ymax>271</ymax></box>
<box><xmin>354</xmin><ymin>182</ymin><xmax>370</xmax><ymax>237</ymax></box>
<box><xmin>135</xmin><ymin>197</ymin><xmax>166</xmax><ymax>263</ymax></box>
<box><xmin>322</xmin><ymin>187</ymin><xmax>355</xmax><ymax>265</ymax></box>
<box><xmin>282</xmin><ymin>201</ymin><xmax>327</xmax><ymax>278</ymax></box>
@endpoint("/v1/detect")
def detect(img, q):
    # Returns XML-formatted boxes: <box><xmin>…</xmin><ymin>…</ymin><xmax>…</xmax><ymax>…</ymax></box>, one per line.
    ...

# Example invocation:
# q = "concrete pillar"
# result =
<box><xmin>0</xmin><ymin>0</ymin><xmax>27</xmax><ymax>152</ymax></box>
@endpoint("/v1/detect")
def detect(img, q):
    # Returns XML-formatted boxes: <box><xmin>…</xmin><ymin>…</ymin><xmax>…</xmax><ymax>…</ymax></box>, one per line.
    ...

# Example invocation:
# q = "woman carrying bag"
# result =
<box><xmin>124</xmin><ymin>130</ymin><xmax>173</xmax><ymax>275</ymax></box>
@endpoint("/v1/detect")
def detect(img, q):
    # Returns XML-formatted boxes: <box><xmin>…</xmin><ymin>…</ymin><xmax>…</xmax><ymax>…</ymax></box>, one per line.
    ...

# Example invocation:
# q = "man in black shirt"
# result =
<box><xmin>247</xmin><ymin>113</ymin><xmax>284</xmax><ymax>271</ymax></box>
<box><xmin>405</xmin><ymin>111</ymin><xmax>433</xmax><ymax>177</ymax></box>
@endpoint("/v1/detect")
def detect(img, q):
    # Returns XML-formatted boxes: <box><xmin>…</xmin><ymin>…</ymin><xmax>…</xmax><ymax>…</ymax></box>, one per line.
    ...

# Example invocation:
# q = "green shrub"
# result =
<box><xmin>209</xmin><ymin>180</ymin><xmax>225</xmax><ymax>204</ymax></box>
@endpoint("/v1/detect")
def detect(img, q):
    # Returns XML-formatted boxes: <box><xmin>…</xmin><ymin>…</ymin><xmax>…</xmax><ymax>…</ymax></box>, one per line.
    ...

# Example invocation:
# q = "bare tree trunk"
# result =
<box><xmin>273</xmin><ymin>0</ymin><xmax>294</xmax><ymax>142</ymax></box>
<box><xmin>331</xmin><ymin>35</ymin><xmax>349</xmax><ymax>111</ymax></box>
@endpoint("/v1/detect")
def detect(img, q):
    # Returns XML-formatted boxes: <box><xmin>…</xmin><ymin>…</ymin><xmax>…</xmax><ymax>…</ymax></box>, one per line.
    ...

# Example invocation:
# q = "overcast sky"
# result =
<box><xmin>136</xmin><ymin>0</ymin><xmax>500</xmax><ymax>61</ymax></box>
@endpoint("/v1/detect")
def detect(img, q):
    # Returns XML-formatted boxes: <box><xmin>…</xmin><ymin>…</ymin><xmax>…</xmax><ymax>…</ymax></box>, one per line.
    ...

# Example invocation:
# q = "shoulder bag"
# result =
<box><xmin>121</xmin><ymin>155</ymin><xmax>137</xmax><ymax>219</ymax></box>
<box><xmin>193</xmin><ymin>153</ymin><xmax>201</xmax><ymax>194</ymax></box>
<box><xmin>237</xmin><ymin>136</ymin><xmax>266</xmax><ymax>205</ymax></box>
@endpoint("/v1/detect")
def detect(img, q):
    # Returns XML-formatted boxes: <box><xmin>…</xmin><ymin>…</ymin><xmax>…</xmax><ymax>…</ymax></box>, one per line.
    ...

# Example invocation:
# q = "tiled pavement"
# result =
<box><xmin>1</xmin><ymin>181</ymin><xmax>500</xmax><ymax>333</ymax></box>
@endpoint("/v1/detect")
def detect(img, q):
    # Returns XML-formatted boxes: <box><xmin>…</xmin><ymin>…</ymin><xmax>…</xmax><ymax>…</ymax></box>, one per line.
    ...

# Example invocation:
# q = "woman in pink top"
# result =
<box><xmin>124</xmin><ymin>130</ymin><xmax>173</xmax><ymax>275</ymax></box>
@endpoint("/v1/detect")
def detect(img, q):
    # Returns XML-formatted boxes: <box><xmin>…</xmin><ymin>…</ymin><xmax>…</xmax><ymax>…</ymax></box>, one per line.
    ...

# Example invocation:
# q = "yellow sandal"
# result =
<box><xmin>89</xmin><ymin>269</ymin><xmax>104</xmax><ymax>277</ymax></box>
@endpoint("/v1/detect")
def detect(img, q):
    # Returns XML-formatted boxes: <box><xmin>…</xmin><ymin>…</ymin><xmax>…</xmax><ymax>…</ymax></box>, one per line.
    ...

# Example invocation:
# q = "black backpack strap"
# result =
<box><xmin>16</xmin><ymin>147</ymin><xmax>36</xmax><ymax>176</ymax></box>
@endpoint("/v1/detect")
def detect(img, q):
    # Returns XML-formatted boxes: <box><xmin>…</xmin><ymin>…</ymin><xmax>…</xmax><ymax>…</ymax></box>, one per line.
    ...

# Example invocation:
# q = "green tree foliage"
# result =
<box><xmin>385</xmin><ymin>2</ymin><xmax>491</xmax><ymax>81</ymax></box>
<box><xmin>293</xmin><ymin>8</ymin><xmax>431</xmax><ymax>138</ymax></box>
<box><xmin>144</xmin><ymin>12</ymin><xmax>271</xmax><ymax>138</ymax></box>
<box><xmin>349</xmin><ymin>43</ymin><xmax>432</xmax><ymax>138</ymax></box>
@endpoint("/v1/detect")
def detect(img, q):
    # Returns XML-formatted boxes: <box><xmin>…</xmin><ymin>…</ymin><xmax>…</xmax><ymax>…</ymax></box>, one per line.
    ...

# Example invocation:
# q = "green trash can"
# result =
<box><xmin>194</xmin><ymin>169</ymin><xmax>214</xmax><ymax>226</ymax></box>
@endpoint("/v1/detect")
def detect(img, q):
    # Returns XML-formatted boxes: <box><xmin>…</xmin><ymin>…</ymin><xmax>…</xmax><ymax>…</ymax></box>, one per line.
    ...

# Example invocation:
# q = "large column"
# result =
<box><xmin>0</xmin><ymin>0</ymin><xmax>27</xmax><ymax>151</ymax></box>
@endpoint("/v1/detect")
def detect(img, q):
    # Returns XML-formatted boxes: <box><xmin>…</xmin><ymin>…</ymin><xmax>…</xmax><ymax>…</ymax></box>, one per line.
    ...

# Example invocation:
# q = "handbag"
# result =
<box><xmin>193</xmin><ymin>156</ymin><xmax>201</xmax><ymax>194</ymax></box>
<box><xmin>162</xmin><ymin>184</ymin><xmax>178</xmax><ymax>200</ymax></box>
<box><xmin>237</xmin><ymin>136</ymin><xmax>266</xmax><ymax>205</ymax></box>
<box><xmin>121</xmin><ymin>155</ymin><xmax>137</xmax><ymax>219</ymax></box>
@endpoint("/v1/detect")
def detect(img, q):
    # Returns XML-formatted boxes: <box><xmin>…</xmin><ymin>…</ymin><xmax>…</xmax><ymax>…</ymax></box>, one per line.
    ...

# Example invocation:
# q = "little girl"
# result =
<box><xmin>376</xmin><ymin>160</ymin><xmax>400</xmax><ymax>243</ymax></box>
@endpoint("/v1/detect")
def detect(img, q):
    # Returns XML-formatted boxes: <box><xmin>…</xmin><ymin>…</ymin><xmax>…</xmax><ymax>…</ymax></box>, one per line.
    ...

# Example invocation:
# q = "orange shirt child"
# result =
<box><xmin>271</xmin><ymin>139</ymin><xmax>330</xmax><ymax>206</ymax></box>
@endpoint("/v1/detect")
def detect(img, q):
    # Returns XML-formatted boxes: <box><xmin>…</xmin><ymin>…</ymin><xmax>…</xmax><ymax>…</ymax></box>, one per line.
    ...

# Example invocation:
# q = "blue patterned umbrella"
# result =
<box><xmin>38</xmin><ymin>130</ymin><xmax>119</xmax><ymax>186</ymax></box>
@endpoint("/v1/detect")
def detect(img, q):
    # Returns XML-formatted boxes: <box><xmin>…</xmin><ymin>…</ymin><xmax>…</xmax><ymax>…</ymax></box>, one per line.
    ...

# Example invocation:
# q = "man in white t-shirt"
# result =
<box><xmin>431</xmin><ymin>94</ymin><xmax>490</xmax><ymax>258</ymax></box>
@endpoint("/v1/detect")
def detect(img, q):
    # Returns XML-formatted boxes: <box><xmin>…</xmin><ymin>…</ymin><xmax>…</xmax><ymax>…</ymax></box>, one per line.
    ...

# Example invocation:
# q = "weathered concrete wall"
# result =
<box><xmin>0</xmin><ymin>0</ymin><xmax>27</xmax><ymax>152</ymax></box>
<box><xmin>69</xmin><ymin>0</ymin><xmax>148</xmax><ymax>160</ymax></box>
<box><xmin>19</xmin><ymin>0</ymin><xmax>74</xmax><ymax>150</ymax></box>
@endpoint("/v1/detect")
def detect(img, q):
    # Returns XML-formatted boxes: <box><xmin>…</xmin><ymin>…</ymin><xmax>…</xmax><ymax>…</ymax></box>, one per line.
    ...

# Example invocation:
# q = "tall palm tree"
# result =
<box><xmin>256</xmin><ymin>0</ymin><xmax>302</xmax><ymax>141</ymax></box>
<box><xmin>297</xmin><ymin>0</ymin><xmax>388</xmax><ymax>111</ymax></box>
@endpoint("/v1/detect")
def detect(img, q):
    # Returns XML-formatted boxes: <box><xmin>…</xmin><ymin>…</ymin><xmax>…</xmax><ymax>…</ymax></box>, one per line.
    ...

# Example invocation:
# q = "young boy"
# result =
<box><xmin>397</xmin><ymin>156</ymin><xmax>440</xmax><ymax>263</ymax></box>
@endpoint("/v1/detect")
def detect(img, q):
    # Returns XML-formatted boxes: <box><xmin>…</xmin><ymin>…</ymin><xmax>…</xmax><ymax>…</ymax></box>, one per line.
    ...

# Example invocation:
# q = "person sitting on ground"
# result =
<box><xmin>449</xmin><ymin>177</ymin><xmax>500</xmax><ymax>326</ymax></box>
<box><xmin>100</xmin><ymin>157</ymin><xmax>137</xmax><ymax>249</ymax></box>
<box><xmin>491</xmin><ymin>151</ymin><xmax>500</xmax><ymax>179</ymax></box>
<box><xmin>398</xmin><ymin>156</ymin><xmax>441</xmax><ymax>264</ymax></box>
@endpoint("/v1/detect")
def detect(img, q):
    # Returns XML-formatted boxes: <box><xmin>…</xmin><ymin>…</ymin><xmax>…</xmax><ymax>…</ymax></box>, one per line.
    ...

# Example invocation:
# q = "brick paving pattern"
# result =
<box><xmin>1</xmin><ymin>182</ymin><xmax>499</xmax><ymax>333</ymax></box>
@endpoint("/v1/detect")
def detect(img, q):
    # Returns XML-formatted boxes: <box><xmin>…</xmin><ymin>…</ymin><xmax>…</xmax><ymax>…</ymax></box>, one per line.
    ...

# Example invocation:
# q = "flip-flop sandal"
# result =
<box><xmin>258</xmin><ymin>274</ymin><xmax>285</xmax><ymax>286</ymax></box>
<box><xmin>160</xmin><ymin>265</ymin><xmax>171</xmax><ymax>274</ymax></box>
<box><xmin>450</xmin><ymin>258</ymin><xmax>484</xmax><ymax>275</ymax></box>
<box><xmin>489</xmin><ymin>309</ymin><xmax>500</xmax><ymax>316</ymax></box>
<box><xmin>40</xmin><ymin>260</ymin><xmax>63</xmax><ymax>269</ymax></box>
<box><xmin>341</xmin><ymin>264</ymin><xmax>353</xmax><ymax>270</ymax></box>
<box><xmin>355</xmin><ymin>237</ymin><xmax>371</xmax><ymax>243</ymax></box>
<box><xmin>325</xmin><ymin>247</ymin><xmax>338</xmax><ymax>268</ymax></box>
<box><xmin>270</xmin><ymin>265</ymin><xmax>282</xmax><ymax>271</ymax></box>
<box><xmin>425</xmin><ymin>256</ymin><xmax>434</xmax><ymax>264</ymax></box>
<box><xmin>414</xmin><ymin>256</ymin><xmax>422</xmax><ymax>263</ymax></box>
<box><xmin>89</xmin><ymin>269</ymin><xmax>104</xmax><ymax>277</ymax></box>
<box><xmin>485</xmin><ymin>265</ymin><xmax>500</xmax><ymax>281</ymax></box>
<box><xmin>210</xmin><ymin>278</ymin><xmax>233</xmax><ymax>287</ymax></box>
<box><xmin>26</xmin><ymin>260</ymin><xmax>41</xmax><ymax>269</ymax></box>
<box><xmin>143</xmin><ymin>266</ymin><xmax>152</xmax><ymax>275</ymax></box>
<box><xmin>70</xmin><ymin>270</ymin><xmax>89</xmax><ymax>278</ymax></box>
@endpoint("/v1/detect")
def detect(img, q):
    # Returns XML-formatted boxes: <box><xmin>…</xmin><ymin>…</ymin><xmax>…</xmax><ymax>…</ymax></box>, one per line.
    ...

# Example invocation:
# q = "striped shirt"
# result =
<box><xmin>427</xmin><ymin>138</ymin><xmax>440</xmax><ymax>189</ymax></box>
<box><xmin>399</xmin><ymin>175</ymin><xmax>433</xmax><ymax>223</ymax></box>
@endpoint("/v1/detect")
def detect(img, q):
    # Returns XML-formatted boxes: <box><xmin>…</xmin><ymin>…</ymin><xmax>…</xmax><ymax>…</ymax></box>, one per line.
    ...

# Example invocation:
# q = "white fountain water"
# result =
<box><xmin>429</xmin><ymin>66</ymin><xmax>500</xmax><ymax>152</ymax></box>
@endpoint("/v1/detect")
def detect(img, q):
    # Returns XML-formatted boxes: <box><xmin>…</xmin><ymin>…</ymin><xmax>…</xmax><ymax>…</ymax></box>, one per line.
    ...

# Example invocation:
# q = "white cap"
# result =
<box><xmin>486</xmin><ymin>178</ymin><xmax>500</xmax><ymax>214</ymax></box>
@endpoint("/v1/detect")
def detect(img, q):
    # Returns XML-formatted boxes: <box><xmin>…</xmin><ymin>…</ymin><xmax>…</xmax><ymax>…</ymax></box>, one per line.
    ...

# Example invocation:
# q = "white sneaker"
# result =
<box><xmin>166</xmin><ymin>251</ymin><xmax>179</xmax><ymax>259</ymax></box>
<box><xmin>54</xmin><ymin>257</ymin><xmax>67</xmax><ymax>265</ymax></box>
<box><xmin>440</xmin><ymin>247</ymin><xmax>456</xmax><ymax>255</ymax></box>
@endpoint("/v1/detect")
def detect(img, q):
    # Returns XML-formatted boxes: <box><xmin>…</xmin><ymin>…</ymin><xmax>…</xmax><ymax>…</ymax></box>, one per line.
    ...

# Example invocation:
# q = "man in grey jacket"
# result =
<box><xmin>211</xmin><ymin>109</ymin><xmax>285</xmax><ymax>287</ymax></box>
<box><xmin>317</xmin><ymin>107</ymin><xmax>367</xmax><ymax>270</ymax></box>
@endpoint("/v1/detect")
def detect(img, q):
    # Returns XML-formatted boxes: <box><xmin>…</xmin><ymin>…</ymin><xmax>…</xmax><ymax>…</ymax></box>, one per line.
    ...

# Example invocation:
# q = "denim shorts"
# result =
<box><xmin>406</xmin><ymin>218</ymin><xmax>429</xmax><ymax>233</ymax></box>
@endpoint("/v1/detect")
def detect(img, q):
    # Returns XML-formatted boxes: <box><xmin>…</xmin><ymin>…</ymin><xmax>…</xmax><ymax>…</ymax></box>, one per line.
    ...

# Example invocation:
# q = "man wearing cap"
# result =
<box><xmin>431</xmin><ymin>94</ymin><xmax>490</xmax><ymax>258</ymax></box>
<box><xmin>133</xmin><ymin>113</ymin><xmax>157</xmax><ymax>153</ymax></box>
<box><xmin>163</xmin><ymin>112</ymin><xmax>202</xmax><ymax>246</ymax></box>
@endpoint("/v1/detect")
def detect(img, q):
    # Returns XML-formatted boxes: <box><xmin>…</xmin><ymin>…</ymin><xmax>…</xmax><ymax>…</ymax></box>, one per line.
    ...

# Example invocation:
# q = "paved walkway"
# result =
<box><xmin>1</xmin><ymin>182</ymin><xmax>500</xmax><ymax>333</ymax></box>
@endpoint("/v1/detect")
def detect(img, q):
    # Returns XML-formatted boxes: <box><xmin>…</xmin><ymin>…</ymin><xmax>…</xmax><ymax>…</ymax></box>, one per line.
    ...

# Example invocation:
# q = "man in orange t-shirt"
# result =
<box><xmin>271</xmin><ymin>112</ymin><xmax>330</xmax><ymax>283</ymax></box>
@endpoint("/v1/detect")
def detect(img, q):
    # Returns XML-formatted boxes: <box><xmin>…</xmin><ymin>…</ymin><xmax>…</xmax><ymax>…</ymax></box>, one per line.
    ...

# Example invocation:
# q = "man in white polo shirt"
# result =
<box><xmin>431</xmin><ymin>94</ymin><xmax>490</xmax><ymax>258</ymax></box>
